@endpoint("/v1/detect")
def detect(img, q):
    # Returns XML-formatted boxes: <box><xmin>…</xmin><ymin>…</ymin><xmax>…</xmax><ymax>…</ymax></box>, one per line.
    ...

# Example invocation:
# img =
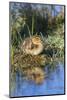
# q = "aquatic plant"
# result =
<box><xmin>43</xmin><ymin>33</ymin><xmax>64</xmax><ymax>58</ymax></box>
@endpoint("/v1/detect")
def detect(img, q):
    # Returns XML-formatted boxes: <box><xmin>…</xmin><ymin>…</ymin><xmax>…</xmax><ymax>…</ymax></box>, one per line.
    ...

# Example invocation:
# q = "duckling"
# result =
<box><xmin>21</xmin><ymin>35</ymin><xmax>44</xmax><ymax>55</ymax></box>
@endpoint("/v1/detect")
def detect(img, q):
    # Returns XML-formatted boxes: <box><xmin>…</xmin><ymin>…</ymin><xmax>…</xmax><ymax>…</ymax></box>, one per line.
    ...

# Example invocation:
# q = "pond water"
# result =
<box><xmin>10</xmin><ymin>62</ymin><xmax>64</xmax><ymax>97</ymax></box>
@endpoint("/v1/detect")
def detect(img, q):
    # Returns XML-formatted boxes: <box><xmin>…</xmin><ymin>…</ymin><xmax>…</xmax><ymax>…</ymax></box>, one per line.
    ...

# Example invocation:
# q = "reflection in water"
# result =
<box><xmin>11</xmin><ymin>62</ymin><xmax>64</xmax><ymax>97</ymax></box>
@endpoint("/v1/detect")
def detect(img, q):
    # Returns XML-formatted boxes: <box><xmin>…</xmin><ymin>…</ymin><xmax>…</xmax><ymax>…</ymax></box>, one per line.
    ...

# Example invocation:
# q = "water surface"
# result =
<box><xmin>11</xmin><ymin>62</ymin><xmax>64</xmax><ymax>97</ymax></box>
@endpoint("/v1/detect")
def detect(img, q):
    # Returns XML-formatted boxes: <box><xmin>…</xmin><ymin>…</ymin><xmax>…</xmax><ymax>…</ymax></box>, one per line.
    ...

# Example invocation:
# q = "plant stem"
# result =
<box><xmin>32</xmin><ymin>14</ymin><xmax>34</xmax><ymax>35</ymax></box>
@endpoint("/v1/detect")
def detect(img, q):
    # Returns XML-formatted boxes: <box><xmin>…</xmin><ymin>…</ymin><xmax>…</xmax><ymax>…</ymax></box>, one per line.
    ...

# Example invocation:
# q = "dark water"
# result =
<box><xmin>11</xmin><ymin>62</ymin><xmax>64</xmax><ymax>97</ymax></box>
